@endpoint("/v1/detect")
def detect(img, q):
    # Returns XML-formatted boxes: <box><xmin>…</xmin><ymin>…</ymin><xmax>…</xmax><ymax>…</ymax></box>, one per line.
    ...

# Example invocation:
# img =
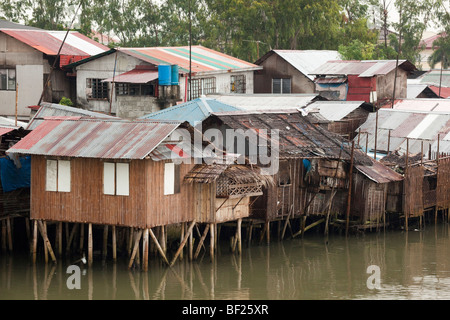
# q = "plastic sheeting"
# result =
<box><xmin>0</xmin><ymin>155</ymin><xmax>31</xmax><ymax>192</ymax></box>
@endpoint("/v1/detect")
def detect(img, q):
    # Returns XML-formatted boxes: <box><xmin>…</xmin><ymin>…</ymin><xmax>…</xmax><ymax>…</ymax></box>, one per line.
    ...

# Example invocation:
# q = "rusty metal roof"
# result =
<box><xmin>8</xmin><ymin>118</ymin><xmax>185</xmax><ymax>160</ymax></box>
<box><xmin>310</xmin><ymin>60</ymin><xmax>416</xmax><ymax>77</ymax></box>
<box><xmin>27</xmin><ymin>102</ymin><xmax>119</xmax><ymax>130</ymax></box>
<box><xmin>355</xmin><ymin>156</ymin><xmax>403</xmax><ymax>183</ymax></box>
<box><xmin>206</xmin><ymin>111</ymin><xmax>372</xmax><ymax>165</ymax></box>
<box><xmin>1</xmin><ymin>29</ymin><xmax>108</xmax><ymax>65</ymax></box>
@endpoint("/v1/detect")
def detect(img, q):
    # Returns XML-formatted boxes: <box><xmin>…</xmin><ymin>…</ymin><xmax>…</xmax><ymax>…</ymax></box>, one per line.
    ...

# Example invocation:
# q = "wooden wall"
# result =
<box><xmin>31</xmin><ymin>156</ymin><xmax>196</xmax><ymax>228</ymax></box>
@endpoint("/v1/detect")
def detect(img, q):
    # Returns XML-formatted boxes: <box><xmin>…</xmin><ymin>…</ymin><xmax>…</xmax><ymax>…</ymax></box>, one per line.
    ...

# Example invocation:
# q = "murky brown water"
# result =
<box><xmin>2</xmin><ymin>224</ymin><xmax>450</xmax><ymax>300</ymax></box>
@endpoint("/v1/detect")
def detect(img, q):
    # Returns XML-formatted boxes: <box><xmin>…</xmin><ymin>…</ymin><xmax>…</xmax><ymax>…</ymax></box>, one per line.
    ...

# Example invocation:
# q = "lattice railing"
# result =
<box><xmin>216</xmin><ymin>177</ymin><xmax>263</xmax><ymax>198</ymax></box>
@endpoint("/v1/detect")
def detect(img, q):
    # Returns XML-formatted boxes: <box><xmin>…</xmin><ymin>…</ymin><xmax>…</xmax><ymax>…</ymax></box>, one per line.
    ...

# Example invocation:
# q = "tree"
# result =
<box><xmin>428</xmin><ymin>33</ymin><xmax>450</xmax><ymax>69</ymax></box>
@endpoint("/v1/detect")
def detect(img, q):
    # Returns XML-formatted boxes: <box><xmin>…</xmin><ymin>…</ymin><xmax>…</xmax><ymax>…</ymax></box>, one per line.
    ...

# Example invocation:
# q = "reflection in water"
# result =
<box><xmin>1</xmin><ymin>224</ymin><xmax>450</xmax><ymax>300</ymax></box>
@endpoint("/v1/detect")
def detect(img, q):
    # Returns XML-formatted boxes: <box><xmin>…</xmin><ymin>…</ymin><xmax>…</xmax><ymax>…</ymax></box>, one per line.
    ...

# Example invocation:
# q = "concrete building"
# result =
<box><xmin>66</xmin><ymin>46</ymin><xmax>262</xmax><ymax>119</ymax></box>
<box><xmin>0</xmin><ymin>20</ymin><xmax>109</xmax><ymax>119</ymax></box>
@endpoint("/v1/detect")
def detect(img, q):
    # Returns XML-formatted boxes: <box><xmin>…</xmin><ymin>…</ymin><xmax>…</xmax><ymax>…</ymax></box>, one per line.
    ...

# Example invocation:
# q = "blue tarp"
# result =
<box><xmin>0</xmin><ymin>156</ymin><xmax>31</xmax><ymax>192</ymax></box>
<box><xmin>303</xmin><ymin>159</ymin><xmax>311</xmax><ymax>173</ymax></box>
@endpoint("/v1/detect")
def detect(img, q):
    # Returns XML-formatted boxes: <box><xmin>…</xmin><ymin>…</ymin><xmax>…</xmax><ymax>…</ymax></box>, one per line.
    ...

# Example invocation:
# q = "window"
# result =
<box><xmin>189</xmin><ymin>77</ymin><xmax>216</xmax><ymax>100</ymax></box>
<box><xmin>0</xmin><ymin>69</ymin><xmax>16</xmax><ymax>91</ymax></box>
<box><xmin>272</xmin><ymin>78</ymin><xmax>291</xmax><ymax>94</ymax></box>
<box><xmin>116</xmin><ymin>83</ymin><xmax>154</xmax><ymax>96</ymax></box>
<box><xmin>46</xmin><ymin>160</ymin><xmax>71</xmax><ymax>192</ymax></box>
<box><xmin>86</xmin><ymin>78</ymin><xmax>108</xmax><ymax>99</ymax></box>
<box><xmin>164</xmin><ymin>162</ymin><xmax>180</xmax><ymax>195</ymax></box>
<box><xmin>103</xmin><ymin>162</ymin><xmax>129</xmax><ymax>196</ymax></box>
<box><xmin>230</xmin><ymin>75</ymin><xmax>246</xmax><ymax>93</ymax></box>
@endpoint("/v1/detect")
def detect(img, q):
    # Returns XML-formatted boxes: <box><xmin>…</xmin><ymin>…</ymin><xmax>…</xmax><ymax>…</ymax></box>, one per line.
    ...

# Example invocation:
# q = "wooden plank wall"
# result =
<box><xmin>404</xmin><ymin>165</ymin><xmax>425</xmax><ymax>218</ymax></box>
<box><xmin>31</xmin><ymin>156</ymin><xmax>196</xmax><ymax>229</ymax></box>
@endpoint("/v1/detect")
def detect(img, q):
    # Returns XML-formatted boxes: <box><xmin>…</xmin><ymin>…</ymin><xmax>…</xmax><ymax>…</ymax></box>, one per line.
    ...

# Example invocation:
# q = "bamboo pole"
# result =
<box><xmin>405</xmin><ymin>138</ymin><xmax>409</xmax><ymax>230</ymax></box>
<box><xmin>170</xmin><ymin>220</ymin><xmax>196</xmax><ymax>267</ymax></box>
<box><xmin>57</xmin><ymin>222</ymin><xmax>62</xmax><ymax>257</ymax></box>
<box><xmin>1</xmin><ymin>220</ymin><xmax>6</xmax><ymax>252</ymax></box>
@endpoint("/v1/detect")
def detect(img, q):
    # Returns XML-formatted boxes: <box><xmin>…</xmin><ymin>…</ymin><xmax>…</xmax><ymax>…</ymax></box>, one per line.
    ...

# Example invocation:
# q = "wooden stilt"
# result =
<box><xmin>170</xmin><ymin>220</ymin><xmax>196</xmax><ymax>267</ymax></box>
<box><xmin>180</xmin><ymin>223</ymin><xmax>185</xmax><ymax>260</ymax></box>
<box><xmin>6</xmin><ymin>217</ymin><xmax>13</xmax><ymax>252</ymax></box>
<box><xmin>292</xmin><ymin>218</ymin><xmax>325</xmax><ymax>238</ymax></box>
<box><xmin>247</xmin><ymin>220</ymin><xmax>253</xmax><ymax>244</ymax></box>
<box><xmin>79</xmin><ymin>223</ymin><xmax>84</xmax><ymax>253</ymax></box>
<box><xmin>102</xmin><ymin>225</ymin><xmax>109</xmax><ymax>262</ymax></box>
<box><xmin>148</xmin><ymin>228</ymin><xmax>170</xmax><ymax>265</ymax></box>
<box><xmin>160</xmin><ymin>226</ymin><xmax>166</xmax><ymax>255</ymax></box>
<box><xmin>237</xmin><ymin>218</ymin><xmax>242</xmax><ymax>255</ymax></box>
<box><xmin>32</xmin><ymin>220</ymin><xmax>38</xmax><ymax>264</ymax></box>
<box><xmin>66</xmin><ymin>223</ymin><xmax>79</xmax><ymax>253</ymax></box>
<box><xmin>128</xmin><ymin>229</ymin><xmax>143</xmax><ymax>269</ymax></box>
<box><xmin>88</xmin><ymin>223</ymin><xmax>93</xmax><ymax>267</ymax></box>
<box><xmin>112</xmin><ymin>226</ymin><xmax>117</xmax><ymax>262</ymax></box>
<box><xmin>194</xmin><ymin>224</ymin><xmax>210</xmax><ymax>259</ymax></box>
<box><xmin>301</xmin><ymin>216</ymin><xmax>307</xmax><ymax>240</ymax></box>
<box><xmin>210</xmin><ymin>223</ymin><xmax>215</xmax><ymax>263</ymax></box>
<box><xmin>142</xmin><ymin>229</ymin><xmax>149</xmax><ymax>272</ymax></box>
<box><xmin>25</xmin><ymin>217</ymin><xmax>31</xmax><ymax>246</ymax></box>
<box><xmin>57</xmin><ymin>222</ymin><xmax>62</xmax><ymax>257</ymax></box>
<box><xmin>188</xmin><ymin>224</ymin><xmax>194</xmax><ymax>261</ymax></box>
<box><xmin>1</xmin><ymin>220</ymin><xmax>6</xmax><ymax>252</ymax></box>
<box><xmin>265</xmin><ymin>221</ymin><xmax>270</xmax><ymax>245</ymax></box>
<box><xmin>37</xmin><ymin>220</ymin><xmax>56</xmax><ymax>263</ymax></box>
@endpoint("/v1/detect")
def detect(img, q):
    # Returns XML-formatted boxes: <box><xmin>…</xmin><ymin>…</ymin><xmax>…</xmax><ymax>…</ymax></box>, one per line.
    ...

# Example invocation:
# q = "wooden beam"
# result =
<box><xmin>194</xmin><ymin>224</ymin><xmax>210</xmax><ymax>259</ymax></box>
<box><xmin>142</xmin><ymin>229</ymin><xmax>149</xmax><ymax>272</ymax></box>
<box><xmin>112</xmin><ymin>226</ymin><xmax>117</xmax><ymax>261</ymax></box>
<box><xmin>148</xmin><ymin>228</ymin><xmax>170</xmax><ymax>266</ymax></box>
<box><xmin>88</xmin><ymin>223</ymin><xmax>93</xmax><ymax>267</ymax></box>
<box><xmin>37</xmin><ymin>220</ymin><xmax>56</xmax><ymax>263</ymax></box>
<box><xmin>170</xmin><ymin>220</ymin><xmax>196</xmax><ymax>267</ymax></box>
<box><xmin>292</xmin><ymin>218</ymin><xmax>325</xmax><ymax>238</ymax></box>
<box><xmin>32</xmin><ymin>220</ymin><xmax>38</xmax><ymax>264</ymax></box>
<box><xmin>128</xmin><ymin>229</ymin><xmax>143</xmax><ymax>269</ymax></box>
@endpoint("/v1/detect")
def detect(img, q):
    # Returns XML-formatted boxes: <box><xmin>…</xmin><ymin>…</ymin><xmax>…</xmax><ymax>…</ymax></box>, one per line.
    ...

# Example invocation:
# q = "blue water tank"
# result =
<box><xmin>158</xmin><ymin>65</ymin><xmax>172</xmax><ymax>86</ymax></box>
<box><xmin>171</xmin><ymin>65</ymin><xmax>179</xmax><ymax>85</ymax></box>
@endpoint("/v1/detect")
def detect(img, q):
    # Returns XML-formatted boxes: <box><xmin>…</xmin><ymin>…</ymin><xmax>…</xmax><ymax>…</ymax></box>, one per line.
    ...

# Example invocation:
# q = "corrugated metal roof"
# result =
<box><xmin>0</xmin><ymin>127</ymin><xmax>16</xmax><ymax>136</ymax></box>
<box><xmin>118</xmin><ymin>45</ymin><xmax>261</xmax><ymax>74</ymax></box>
<box><xmin>418</xmin><ymin>69</ymin><xmax>450</xmax><ymax>87</ymax></box>
<box><xmin>207</xmin><ymin>111</ymin><xmax>372</xmax><ymax>165</ymax></box>
<box><xmin>27</xmin><ymin>102</ymin><xmax>118</xmax><ymax>130</ymax></box>
<box><xmin>389</xmin><ymin>98</ymin><xmax>450</xmax><ymax>112</ymax></box>
<box><xmin>302</xmin><ymin>101</ymin><xmax>367</xmax><ymax>121</ymax></box>
<box><xmin>355</xmin><ymin>156</ymin><xmax>403</xmax><ymax>183</ymax></box>
<box><xmin>207</xmin><ymin>94</ymin><xmax>319</xmax><ymax>111</ymax></box>
<box><xmin>267</xmin><ymin>50</ymin><xmax>341</xmax><ymax>80</ymax></box>
<box><xmin>102</xmin><ymin>68</ymin><xmax>158</xmax><ymax>84</ymax></box>
<box><xmin>310</xmin><ymin>60</ymin><xmax>415</xmax><ymax>77</ymax></box>
<box><xmin>141</xmin><ymin>98</ymin><xmax>241</xmax><ymax>125</ymax></box>
<box><xmin>354</xmin><ymin>109</ymin><xmax>450</xmax><ymax>155</ymax></box>
<box><xmin>8</xmin><ymin>119</ymin><xmax>184</xmax><ymax>160</ymax></box>
<box><xmin>1</xmin><ymin>29</ymin><xmax>108</xmax><ymax>65</ymax></box>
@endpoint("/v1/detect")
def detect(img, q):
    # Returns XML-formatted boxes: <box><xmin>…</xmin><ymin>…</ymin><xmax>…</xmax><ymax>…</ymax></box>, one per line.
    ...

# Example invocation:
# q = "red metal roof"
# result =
<box><xmin>8</xmin><ymin>118</ymin><xmax>184</xmax><ymax>160</ymax></box>
<box><xmin>0</xmin><ymin>127</ymin><xmax>15</xmax><ymax>136</ymax></box>
<box><xmin>1</xmin><ymin>29</ymin><xmax>108</xmax><ymax>66</ymax></box>
<box><xmin>429</xmin><ymin>86</ymin><xmax>450</xmax><ymax>99</ymax></box>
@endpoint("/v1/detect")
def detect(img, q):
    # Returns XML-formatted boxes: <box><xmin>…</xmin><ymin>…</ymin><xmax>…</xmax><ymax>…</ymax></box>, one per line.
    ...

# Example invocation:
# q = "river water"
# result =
<box><xmin>1</xmin><ymin>223</ymin><xmax>450</xmax><ymax>300</ymax></box>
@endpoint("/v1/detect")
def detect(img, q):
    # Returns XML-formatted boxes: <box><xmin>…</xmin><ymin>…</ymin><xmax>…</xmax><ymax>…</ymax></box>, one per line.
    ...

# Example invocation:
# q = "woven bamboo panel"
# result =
<box><xmin>404</xmin><ymin>165</ymin><xmax>424</xmax><ymax>217</ymax></box>
<box><xmin>437</xmin><ymin>158</ymin><xmax>450</xmax><ymax>210</ymax></box>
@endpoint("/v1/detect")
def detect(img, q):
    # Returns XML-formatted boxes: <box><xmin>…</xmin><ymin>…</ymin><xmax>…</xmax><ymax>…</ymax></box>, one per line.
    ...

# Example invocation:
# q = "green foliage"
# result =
<box><xmin>1</xmin><ymin>0</ymin><xmax>448</xmax><ymax>65</ymax></box>
<box><xmin>59</xmin><ymin>96</ymin><xmax>73</xmax><ymax>107</ymax></box>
